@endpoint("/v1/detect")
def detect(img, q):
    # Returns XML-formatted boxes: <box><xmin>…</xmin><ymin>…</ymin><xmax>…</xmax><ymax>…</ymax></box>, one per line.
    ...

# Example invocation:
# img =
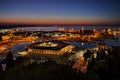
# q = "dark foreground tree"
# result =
<box><xmin>6</xmin><ymin>51</ymin><xmax>14</xmax><ymax>67</ymax></box>
<box><xmin>0</xmin><ymin>33</ymin><xmax>2</xmax><ymax>41</ymax></box>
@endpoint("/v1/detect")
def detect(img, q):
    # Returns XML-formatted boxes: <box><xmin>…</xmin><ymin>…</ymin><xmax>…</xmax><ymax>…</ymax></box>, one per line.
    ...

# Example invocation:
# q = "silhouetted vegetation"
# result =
<box><xmin>0</xmin><ymin>47</ymin><xmax>120</xmax><ymax>80</ymax></box>
<box><xmin>0</xmin><ymin>60</ymin><xmax>79</xmax><ymax>80</ymax></box>
<box><xmin>0</xmin><ymin>33</ymin><xmax>2</xmax><ymax>41</ymax></box>
<box><xmin>85</xmin><ymin>48</ymin><xmax>120</xmax><ymax>80</ymax></box>
<box><xmin>6</xmin><ymin>51</ymin><xmax>14</xmax><ymax>68</ymax></box>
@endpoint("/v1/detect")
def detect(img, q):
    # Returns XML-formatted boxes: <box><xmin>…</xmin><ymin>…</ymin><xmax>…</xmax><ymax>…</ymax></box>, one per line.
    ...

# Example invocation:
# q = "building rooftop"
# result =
<box><xmin>29</xmin><ymin>41</ymin><xmax>69</xmax><ymax>50</ymax></box>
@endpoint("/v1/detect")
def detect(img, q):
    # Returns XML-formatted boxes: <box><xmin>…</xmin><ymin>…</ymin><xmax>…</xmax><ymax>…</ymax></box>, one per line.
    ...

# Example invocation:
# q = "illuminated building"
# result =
<box><xmin>27</xmin><ymin>41</ymin><xmax>75</xmax><ymax>59</ymax></box>
<box><xmin>2</xmin><ymin>35</ymin><xmax>10</xmax><ymax>40</ymax></box>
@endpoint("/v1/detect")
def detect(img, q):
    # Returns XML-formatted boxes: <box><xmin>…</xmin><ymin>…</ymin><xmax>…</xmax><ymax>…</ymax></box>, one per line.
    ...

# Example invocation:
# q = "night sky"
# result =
<box><xmin>0</xmin><ymin>0</ymin><xmax>120</xmax><ymax>25</ymax></box>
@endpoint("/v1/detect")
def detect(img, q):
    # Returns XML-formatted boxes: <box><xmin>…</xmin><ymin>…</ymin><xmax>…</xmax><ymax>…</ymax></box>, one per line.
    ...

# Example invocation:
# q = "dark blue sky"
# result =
<box><xmin>0</xmin><ymin>0</ymin><xmax>120</xmax><ymax>24</ymax></box>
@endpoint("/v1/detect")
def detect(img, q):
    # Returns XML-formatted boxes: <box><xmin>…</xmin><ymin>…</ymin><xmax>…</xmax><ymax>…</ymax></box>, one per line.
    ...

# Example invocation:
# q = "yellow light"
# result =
<box><xmin>107</xmin><ymin>29</ymin><xmax>111</xmax><ymax>32</ymax></box>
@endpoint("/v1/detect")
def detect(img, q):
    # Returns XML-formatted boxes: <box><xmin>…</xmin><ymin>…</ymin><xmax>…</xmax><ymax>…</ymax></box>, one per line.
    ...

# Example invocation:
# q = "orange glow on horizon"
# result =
<box><xmin>0</xmin><ymin>18</ymin><xmax>118</xmax><ymax>25</ymax></box>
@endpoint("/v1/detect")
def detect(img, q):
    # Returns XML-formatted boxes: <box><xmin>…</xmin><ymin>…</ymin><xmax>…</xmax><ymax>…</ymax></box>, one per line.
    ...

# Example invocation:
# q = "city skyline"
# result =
<box><xmin>0</xmin><ymin>0</ymin><xmax>120</xmax><ymax>25</ymax></box>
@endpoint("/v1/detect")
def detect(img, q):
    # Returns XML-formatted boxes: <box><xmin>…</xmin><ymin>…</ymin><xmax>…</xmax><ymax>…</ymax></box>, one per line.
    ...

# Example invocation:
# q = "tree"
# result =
<box><xmin>0</xmin><ymin>33</ymin><xmax>2</xmax><ymax>41</ymax></box>
<box><xmin>6</xmin><ymin>51</ymin><xmax>14</xmax><ymax>67</ymax></box>
<box><xmin>83</xmin><ymin>50</ymin><xmax>92</xmax><ymax>60</ymax></box>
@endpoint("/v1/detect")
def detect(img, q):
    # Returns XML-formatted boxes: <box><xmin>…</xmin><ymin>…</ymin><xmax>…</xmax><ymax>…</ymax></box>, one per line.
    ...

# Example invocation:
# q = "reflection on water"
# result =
<box><xmin>105</xmin><ymin>34</ymin><xmax>120</xmax><ymax>47</ymax></box>
<box><xmin>105</xmin><ymin>39</ymin><xmax>120</xmax><ymax>47</ymax></box>
<box><xmin>65</xmin><ymin>41</ymin><xmax>97</xmax><ymax>49</ymax></box>
<box><xmin>10</xmin><ymin>42</ymin><xmax>31</xmax><ymax>53</ymax></box>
